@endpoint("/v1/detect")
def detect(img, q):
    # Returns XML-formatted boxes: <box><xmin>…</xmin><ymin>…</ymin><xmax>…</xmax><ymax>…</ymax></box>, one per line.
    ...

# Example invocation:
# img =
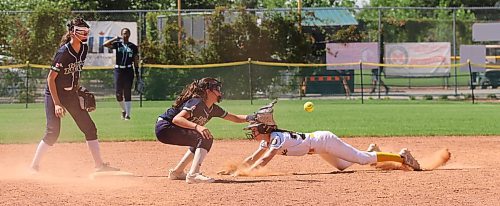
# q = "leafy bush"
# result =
<box><xmin>439</xmin><ymin>95</ymin><xmax>448</xmax><ymax>100</ymax></box>
<box><xmin>487</xmin><ymin>94</ymin><xmax>497</xmax><ymax>100</ymax></box>
<box><xmin>423</xmin><ymin>95</ymin><xmax>433</xmax><ymax>100</ymax></box>
<box><xmin>408</xmin><ymin>95</ymin><xmax>416</xmax><ymax>100</ymax></box>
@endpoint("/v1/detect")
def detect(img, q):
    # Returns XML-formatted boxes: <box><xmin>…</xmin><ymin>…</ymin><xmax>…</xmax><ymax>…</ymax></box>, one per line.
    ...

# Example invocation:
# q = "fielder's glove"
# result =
<box><xmin>134</xmin><ymin>78</ymin><xmax>145</xmax><ymax>95</ymax></box>
<box><xmin>252</xmin><ymin>99</ymin><xmax>277</xmax><ymax>126</ymax></box>
<box><xmin>78</xmin><ymin>86</ymin><xmax>96</xmax><ymax>112</ymax></box>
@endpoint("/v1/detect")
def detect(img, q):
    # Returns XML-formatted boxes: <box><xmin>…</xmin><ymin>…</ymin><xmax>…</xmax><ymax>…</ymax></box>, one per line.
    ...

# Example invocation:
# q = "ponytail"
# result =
<box><xmin>172</xmin><ymin>77</ymin><xmax>220</xmax><ymax>108</ymax></box>
<box><xmin>172</xmin><ymin>81</ymin><xmax>205</xmax><ymax>108</ymax></box>
<box><xmin>59</xmin><ymin>32</ymin><xmax>71</xmax><ymax>47</ymax></box>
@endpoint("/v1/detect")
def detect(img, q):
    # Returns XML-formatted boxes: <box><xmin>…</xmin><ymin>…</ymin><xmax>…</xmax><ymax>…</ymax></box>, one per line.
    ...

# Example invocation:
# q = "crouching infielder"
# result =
<box><xmin>218</xmin><ymin>101</ymin><xmax>421</xmax><ymax>176</ymax></box>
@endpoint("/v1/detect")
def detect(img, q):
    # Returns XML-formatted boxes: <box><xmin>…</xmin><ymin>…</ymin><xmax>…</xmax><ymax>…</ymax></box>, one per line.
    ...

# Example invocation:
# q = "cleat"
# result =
<box><xmin>186</xmin><ymin>173</ymin><xmax>215</xmax><ymax>184</ymax></box>
<box><xmin>95</xmin><ymin>162</ymin><xmax>120</xmax><ymax>172</ymax></box>
<box><xmin>399</xmin><ymin>148</ymin><xmax>421</xmax><ymax>171</ymax></box>
<box><xmin>168</xmin><ymin>169</ymin><xmax>187</xmax><ymax>180</ymax></box>
<box><xmin>121</xmin><ymin>111</ymin><xmax>126</xmax><ymax>120</ymax></box>
<box><xmin>124</xmin><ymin>115</ymin><xmax>131</xmax><ymax>120</ymax></box>
<box><xmin>367</xmin><ymin>143</ymin><xmax>381</xmax><ymax>152</ymax></box>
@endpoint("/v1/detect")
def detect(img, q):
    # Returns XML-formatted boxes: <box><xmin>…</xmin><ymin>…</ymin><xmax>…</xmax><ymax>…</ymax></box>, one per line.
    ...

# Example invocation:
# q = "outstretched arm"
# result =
<box><xmin>248</xmin><ymin>148</ymin><xmax>279</xmax><ymax>171</ymax></box>
<box><xmin>223</xmin><ymin>112</ymin><xmax>254</xmax><ymax>123</ymax></box>
<box><xmin>217</xmin><ymin>146</ymin><xmax>267</xmax><ymax>175</ymax></box>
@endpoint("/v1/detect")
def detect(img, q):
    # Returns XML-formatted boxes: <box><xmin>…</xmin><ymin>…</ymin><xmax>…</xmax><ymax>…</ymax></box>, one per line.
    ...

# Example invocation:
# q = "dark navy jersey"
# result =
<box><xmin>112</xmin><ymin>41</ymin><xmax>138</xmax><ymax>66</ymax></box>
<box><xmin>159</xmin><ymin>98</ymin><xmax>228</xmax><ymax>126</ymax></box>
<box><xmin>45</xmin><ymin>43</ymin><xmax>88</xmax><ymax>94</ymax></box>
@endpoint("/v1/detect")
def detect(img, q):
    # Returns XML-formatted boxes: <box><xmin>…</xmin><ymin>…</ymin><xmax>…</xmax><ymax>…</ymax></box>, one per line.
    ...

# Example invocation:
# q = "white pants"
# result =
<box><xmin>313</xmin><ymin>131</ymin><xmax>377</xmax><ymax>171</ymax></box>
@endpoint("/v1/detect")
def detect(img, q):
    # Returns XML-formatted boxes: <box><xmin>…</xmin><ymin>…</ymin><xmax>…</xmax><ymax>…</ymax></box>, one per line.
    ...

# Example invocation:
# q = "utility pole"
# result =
<box><xmin>178</xmin><ymin>0</ymin><xmax>182</xmax><ymax>48</ymax></box>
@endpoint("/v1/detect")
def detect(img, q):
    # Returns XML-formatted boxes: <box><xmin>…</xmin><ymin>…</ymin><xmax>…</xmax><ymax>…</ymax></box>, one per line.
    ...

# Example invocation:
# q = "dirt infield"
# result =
<box><xmin>1</xmin><ymin>136</ymin><xmax>499</xmax><ymax>206</ymax></box>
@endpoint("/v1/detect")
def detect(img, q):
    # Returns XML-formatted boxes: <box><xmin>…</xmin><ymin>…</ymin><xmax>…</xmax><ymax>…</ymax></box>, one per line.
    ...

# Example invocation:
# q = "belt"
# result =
<box><xmin>115</xmin><ymin>65</ymin><xmax>133</xmax><ymax>69</ymax></box>
<box><xmin>291</xmin><ymin>133</ymin><xmax>307</xmax><ymax>140</ymax></box>
<box><xmin>157</xmin><ymin>117</ymin><xmax>164</xmax><ymax>123</ymax></box>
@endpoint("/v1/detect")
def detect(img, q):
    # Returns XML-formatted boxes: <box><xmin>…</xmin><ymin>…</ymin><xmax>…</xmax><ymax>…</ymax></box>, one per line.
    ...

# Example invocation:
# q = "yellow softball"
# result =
<box><xmin>303</xmin><ymin>101</ymin><xmax>314</xmax><ymax>112</ymax></box>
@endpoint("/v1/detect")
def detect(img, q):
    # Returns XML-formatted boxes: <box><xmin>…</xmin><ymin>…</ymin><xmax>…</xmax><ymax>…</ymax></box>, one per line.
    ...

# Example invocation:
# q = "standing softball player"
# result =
<box><xmin>30</xmin><ymin>17</ymin><xmax>119</xmax><ymax>173</ymax></box>
<box><xmin>218</xmin><ymin>102</ymin><xmax>421</xmax><ymax>175</ymax></box>
<box><xmin>103</xmin><ymin>28</ymin><xmax>139</xmax><ymax>120</ymax></box>
<box><xmin>155</xmin><ymin>77</ymin><xmax>255</xmax><ymax>183</ymax></box>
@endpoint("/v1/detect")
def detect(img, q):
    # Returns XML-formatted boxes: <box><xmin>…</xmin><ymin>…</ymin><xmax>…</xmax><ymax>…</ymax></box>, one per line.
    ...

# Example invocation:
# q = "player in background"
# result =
<box><xmin>103</xmin><ymin>28</ymin><xmax>139</xmax><ymax>120</ymax></box>
<box><xmin>30</xmin><ymin>17</ymin><xmax>119</xmax><ymax>173</ymax></box>
<box><xmin>155</xmin><ymin>77</ymin><xmax>256</xmax><ymax>183</ymax></box>
<box><xmin>217</xmin><ymin>102</ymin><xmax>421</xmax><ymax>175</ymax></box>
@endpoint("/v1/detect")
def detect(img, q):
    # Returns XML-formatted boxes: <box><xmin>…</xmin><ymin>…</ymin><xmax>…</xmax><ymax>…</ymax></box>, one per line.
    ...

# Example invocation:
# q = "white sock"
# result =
<box><xmin>173</xmin><ymin>150</ymin><xmax>195</xmax><ymax>172</ymax></box>
<box><xmin>86</xmin><ymin>140</ymin><xmax>104</xmax><ymax>168</ymax></box>
<box><xmin>31</xmin><ymin>140</ymin><xmax>51</xmax><ymax>169</ymax></box>
<box><xmin>118</xmin><ymin>101</ymin><xmax>125</xmax><ymax>112</ymax></box>
<box><xmin>124</xmin><ymin>101</ymin><xmax>132</xmax><ymax>117</ymax></box>
<box><xmin>188</xmin><ymin>148</ymin><xmax>208</xmax><ymax>175</ymax></box>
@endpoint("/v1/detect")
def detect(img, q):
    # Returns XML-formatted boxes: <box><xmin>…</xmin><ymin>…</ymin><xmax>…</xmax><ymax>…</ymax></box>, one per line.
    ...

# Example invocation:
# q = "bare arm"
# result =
<box><xmin>217</xmin><ymin>146</ymin><xmax>267</xmax><ymax>175</ymax></box>
<box><xmin>223</xmin><ymin>113</ymin><xmax>250</xmax><ymax>123</ymax></box>
<box><xmin>172</xmin><ymin>110</ymin><xmax>212</xmax><ymax>139</ymax></box>
<box><xmin>242</xmin><ymin>147</ymin><xmax>267</xmax><ymax>166</ymax></box>
<box><xmin>103</xmin><ymin>37</ymin><xmax>120</xmax><ymax>48</ymax></box>
<box><xmin>247</xmin><ymin>148</ymin><xmax>279</xmax><ymax>172</ymax></box>
<box><xmin>47</xmin><ymin>70</ymin><xmax>65</xmax><ymax>118</ymax></box>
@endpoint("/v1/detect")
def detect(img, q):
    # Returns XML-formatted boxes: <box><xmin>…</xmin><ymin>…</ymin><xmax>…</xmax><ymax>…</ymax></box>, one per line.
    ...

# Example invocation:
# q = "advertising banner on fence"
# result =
<box><xmin>384</xmin><ymin>42</ymin><xmax>450</xmax><ymax>77</ymax></box>
<box><xmin>326</xmin><ymin>42</ymin><xmax>378</xmax><ymax>70</ymax></box>
<box><xmin>85</xmin><ymin>21</ymin><xmax>138</xmax><ymax>67</ymax></box>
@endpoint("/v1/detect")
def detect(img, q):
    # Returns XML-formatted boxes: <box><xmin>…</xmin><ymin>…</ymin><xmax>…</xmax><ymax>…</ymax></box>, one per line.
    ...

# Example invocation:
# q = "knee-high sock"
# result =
<box><xmin>124</xmin><ymin>101</ymin><xmax>132</xmax><ymax>117</ymax></box>
<box><xmin>87</xmin><ymin>140</ymin><xmax>104</xmax><ymax>168</ymax></box>
<box><xmin>31</xmin><ymin>140</ymin><xmax>51</xmax><ymax>168</ymax></box>
<box><xmin>376</xmin><ymin>152</ymin><xmax>404</xmax><ymax>163</ymax></box>
<box><xmin>173</xmin><ymin>149</ymin><xmax>195</xmax><ymax>172</ymax></box>
<box><xmin>118</xmin><ymin>101</ymin><xmax>125</xmax><ymax>112</ymax></box>
<box><xmin>188</xmin><ymin>148</ymin><xmax>208</xmax><ymax>175</ymax></box>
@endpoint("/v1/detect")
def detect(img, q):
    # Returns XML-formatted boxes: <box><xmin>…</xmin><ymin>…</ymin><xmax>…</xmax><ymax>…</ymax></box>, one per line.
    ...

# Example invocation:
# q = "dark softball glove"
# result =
<box><xmin>78</xmin><ymin>86</ymin><xmax>96</xmax><ymax>112</ymax></box>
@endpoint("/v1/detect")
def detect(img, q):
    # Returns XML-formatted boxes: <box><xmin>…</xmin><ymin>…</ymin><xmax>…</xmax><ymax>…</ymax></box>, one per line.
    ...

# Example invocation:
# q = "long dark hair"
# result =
<box><xmin>59</xmin><ymin>17</ymin><xmax>90</xmax><ymax>47</ymax></box>
<box><xmin>172</xmin><ymin>77</ymin><xmax>220</xmax><ymax>108</ymax></box>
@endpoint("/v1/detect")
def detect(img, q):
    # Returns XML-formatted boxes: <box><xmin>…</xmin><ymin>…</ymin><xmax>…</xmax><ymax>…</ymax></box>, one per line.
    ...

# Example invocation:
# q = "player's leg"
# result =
<box><xmin>122</xmin><ymin>70</ymin><xmax>134</xmax><ymax>119</ymax></box>
<box><xmin>114</xmin><ymin>69</ymin><xmax>126</xmax><ymax>119</ymax></box>
<box><xmin>319</xmin><ymin>153</ymin><xmax>354</xmax><ymax>171</ymax></box>
<box><xmin>65</xmin><ymin>94</ymin><xmax>119</xmax><ymax>172</ymax></box>
<box><xmin>31</xmin><ymin>93</ymin><xmax>61</xmax><ymax>171</ymax></box>
<box><xmin>319</xmin><ymin>143</ymin><xmax>380</xmax><ymax>170</ymax></box>
<box><xmin>155</xmin><ymin>121</ymin><xmax>214</xmax><ymax>183</ymax></box>
<box><xmin>323</xmin><ymin>132</ymin><xmax>420</xmax><ymax>170</ymax></box>
<box><xmin>169</xmin><ymin>149</ymin><xmax>194</xmax><ymax>180</ymax></box>
<box><xmin>321</xmin><ymin>131</ymin><xmax>377</xmax><ymax>166</ymax></box>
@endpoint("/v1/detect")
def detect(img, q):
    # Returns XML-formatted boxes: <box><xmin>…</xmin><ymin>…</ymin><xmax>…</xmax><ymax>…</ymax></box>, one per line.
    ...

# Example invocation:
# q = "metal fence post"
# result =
<box><xmin>452</xmin><ymin>9</ymin><xmax>458</xmax><ymax>96</ymax></box>
<box><xmin>377</xmin><ymin>8</ymin><xmax>382</xmax><ymax>100</ymax></box>
<box><xmin>248</xmin><ymin>58</ymin><xmax>253</xmax><ymax>105</ymax></box>
<box><xmin>140</xmin><ymin>59</ymin><xmax>144</xmax><ymax>108</ymax></box>
<box><xmin>25</xmin><ymin>61</ymin><xmax>29</xmax><ymax>109</ymax></box>
<box><xmin>467</xmin><ymin>59</ymin><xmax>475</xmax><ymax>104</ymax></box>
<box><xmin>360</xmin><ymin>61</ymin><xmax>364</xmax><ymax>104</ymax></box>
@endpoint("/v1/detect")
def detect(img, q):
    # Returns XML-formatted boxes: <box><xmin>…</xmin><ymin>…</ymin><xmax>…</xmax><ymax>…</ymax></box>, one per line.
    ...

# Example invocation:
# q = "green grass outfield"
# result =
<box><xmin>1</xmin><ymin>99</ymin><xmax>499</xmax><ymax>144</ymax></box>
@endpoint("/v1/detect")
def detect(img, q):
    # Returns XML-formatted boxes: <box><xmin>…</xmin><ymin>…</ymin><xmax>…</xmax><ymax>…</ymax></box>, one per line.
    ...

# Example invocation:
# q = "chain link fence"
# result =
<box><xmin>0</xmin><ymin>7</ymin><xmax>499</xmax><ymax>105</ymax></box>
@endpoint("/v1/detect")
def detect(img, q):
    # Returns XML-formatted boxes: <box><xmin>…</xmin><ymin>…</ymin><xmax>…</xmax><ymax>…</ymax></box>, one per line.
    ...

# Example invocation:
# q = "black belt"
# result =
<box><xmin>115</xmin><ymin>65</ymin><xmax>133</xmax><ymax>69</ymax></box>
<box><xmin>291</xmin><ymin>133</ymin><xmax>306</xmax><ymax>140</ymax></box>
